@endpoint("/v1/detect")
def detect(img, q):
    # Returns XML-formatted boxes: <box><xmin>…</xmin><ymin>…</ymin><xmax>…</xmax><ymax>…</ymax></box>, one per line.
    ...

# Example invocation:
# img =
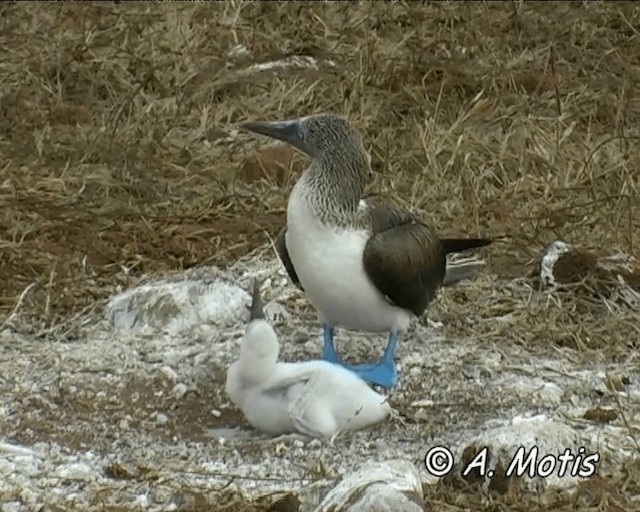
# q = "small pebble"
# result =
<box><xmin>160</xmin><ymin>366</ymin><xmax>179</xmax><ymax>383</ymax></box>
<box><xmin>539</xmin><ymin>382</ymin><xmax>563</xmax><ymax>404</ymax></box>
<box><xmin>173</xmin><ymin>383</ymin><xmax>188</xmax><ymax>400</ymax></box>
<box><xmin>155</xmin><ymin>413</ymin><xmax>169</xmax><ymax>426</ymax></box>
<box><xmin>152</xmin><ymin>487</ymin><xmax>172</xmax><ymax>504</ymax></box>
<box><xmin>56</xmin><ymin>462</ymin><xmax>95</xmax><ymax>481</ymax></box>
<box><xmin>135</xmin><ymin>494</ymin><xmax>148</xmax><ymax>506</ymax></box>
<box><xmin>2</xmin><ymin>502</ymin><xmax>23</xmax><ymax>512</ymax></box>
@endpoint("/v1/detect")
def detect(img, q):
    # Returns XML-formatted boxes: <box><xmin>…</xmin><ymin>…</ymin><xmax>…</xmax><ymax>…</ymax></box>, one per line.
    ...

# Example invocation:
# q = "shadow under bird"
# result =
<box><xmin>241</xmin><ymin>114</ymin><xmax>492</xmax><ymax>389</ymax></box>
<box><xmin>225</xmin><ymin>280</ymin><xmax>391</xmax><ymax>439</ymax></box>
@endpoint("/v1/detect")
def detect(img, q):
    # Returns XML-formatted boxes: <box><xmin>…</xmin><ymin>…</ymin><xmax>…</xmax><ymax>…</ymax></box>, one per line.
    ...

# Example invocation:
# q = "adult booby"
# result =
<box><xmin>225</xmin><ymin>281</ymin><xmax>391</xmax><ymax>439</ymax></box>
<box><xmin>241</xmin><ymin>114</ymin><xmax>492</xmax><ymax>389</ymax></box>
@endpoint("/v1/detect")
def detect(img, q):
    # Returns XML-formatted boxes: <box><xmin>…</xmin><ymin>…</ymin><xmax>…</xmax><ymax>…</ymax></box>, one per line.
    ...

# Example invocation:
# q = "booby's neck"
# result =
<box><xmin>238</xmin><ymin>321</ymin><xmax>279</xmax><ymax>385</ymax></box>
<box><xmin>294</xmin><ymin>154</ymin><xmax>369</xmax><ymax>227</ymax></box>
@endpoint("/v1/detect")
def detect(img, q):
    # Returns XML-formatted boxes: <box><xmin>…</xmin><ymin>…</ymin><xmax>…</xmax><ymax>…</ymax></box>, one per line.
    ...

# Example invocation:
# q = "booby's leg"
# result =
<box><xmin>321</xmin><ymin>324</ymin><xmax>340</xmax><ymax>363</ymax></box>
<box><xmin>320</xmin><ymin>329</ymin><xmax>399</xmax><ymax>389</ymax></box>
<box><xmin>379</xmin><ymin>331</ymin><xmax>398</xmax><ymax>368</ymax></box>
<box><xmin>348</xmin><ymin>331</ymin><xmax>398</xmax><ymax>389</ymax></box>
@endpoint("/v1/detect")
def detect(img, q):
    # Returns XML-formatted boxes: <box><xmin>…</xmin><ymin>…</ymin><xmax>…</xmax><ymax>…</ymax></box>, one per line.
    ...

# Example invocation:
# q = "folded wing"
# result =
<box><xmin>363</xmin><ymin>203</ymin><xmax>447</xmax><ymax>316</ymax></box>
<box><xmin>274</xmin><ymin>227</ymin><xmax>304</xmax><ymax>291</ymax></box>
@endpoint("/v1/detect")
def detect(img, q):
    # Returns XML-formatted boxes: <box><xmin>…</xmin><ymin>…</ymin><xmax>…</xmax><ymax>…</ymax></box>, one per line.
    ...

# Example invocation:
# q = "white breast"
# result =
<box><xmin>285</xmin><ymin>188</ymin><xmax>413</xmax><ymax>333</ymax></box>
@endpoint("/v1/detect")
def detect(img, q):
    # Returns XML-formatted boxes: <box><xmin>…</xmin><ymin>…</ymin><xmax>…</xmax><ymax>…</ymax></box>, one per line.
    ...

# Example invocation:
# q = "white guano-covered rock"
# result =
<box><xmin>315</xmin><ymin>459</ymin><xmax>424</xmax><ymax>512</ymax></box>
<box><xmin>450</xmin><ymin>415</ymin><xmax>595</xmax><ymax>495</ymax></box>
<box><xmin>104</xmin><ymin>267</ymin><xmax>249</xmax><ymax>335</ymax></box>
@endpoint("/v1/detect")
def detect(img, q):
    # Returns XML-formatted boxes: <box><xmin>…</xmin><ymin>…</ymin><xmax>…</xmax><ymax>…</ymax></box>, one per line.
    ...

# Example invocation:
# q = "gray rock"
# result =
<box><xmin>447</xmin><ymin>415</ymin><xmax>596</xmax><ymax>495</ymax></box>
<box><xmin>104</xmin><ymin>267</ymin><xmax>249</xmax><ymax>335</ymax></box>
<box><xmin>315</xmin><ymin>459</ymin><xmax>424</xmax><ymax>512</ymax></box>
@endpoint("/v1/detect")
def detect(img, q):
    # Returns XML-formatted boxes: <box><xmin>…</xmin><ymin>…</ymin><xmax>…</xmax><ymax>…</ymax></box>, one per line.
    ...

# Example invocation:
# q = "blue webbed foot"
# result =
<box><xmin>320</xmin><ymin>328</ymin><xmax>399</xmax><ymax>389</ymax></box>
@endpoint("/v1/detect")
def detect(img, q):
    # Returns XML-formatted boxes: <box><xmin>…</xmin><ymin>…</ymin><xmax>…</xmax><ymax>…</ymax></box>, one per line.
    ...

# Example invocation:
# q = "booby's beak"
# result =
<box><xmin>241</xmin><ymin>119</ymin><xmax>313</xmax><ymax>157</ymax></box>
<box><xmin>249</xmin><ymin>279</ymin><xmax>266</xmax><ymax>322</ymax></box>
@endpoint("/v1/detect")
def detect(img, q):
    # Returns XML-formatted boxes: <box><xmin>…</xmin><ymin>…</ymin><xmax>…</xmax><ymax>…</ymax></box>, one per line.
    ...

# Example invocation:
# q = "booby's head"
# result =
<box><xmin>241</xmin><ymin>114</ymin><xmax>372</xmax><ymax>209</ymax></box>
<box><xmin>241</xmin><ymin>114</ymin><xmax>365</xmax><ymax>159</ymax></box>
<box><xmin>238</xmin><ymin>279</ymin><xmax>279</xmax><ymax>378</ymax></box>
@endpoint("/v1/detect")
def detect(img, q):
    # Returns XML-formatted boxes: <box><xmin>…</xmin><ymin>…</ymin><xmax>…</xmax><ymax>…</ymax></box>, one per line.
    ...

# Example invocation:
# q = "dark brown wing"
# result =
<box><xmin>363</xmin><ymin>204</ymin><xmax>446</xmax><ymax>316</ymax></box>
<box><xmin>275</xmin><ymin>227</ymin><xmax>304</xmax><ymax>291</ymax></box>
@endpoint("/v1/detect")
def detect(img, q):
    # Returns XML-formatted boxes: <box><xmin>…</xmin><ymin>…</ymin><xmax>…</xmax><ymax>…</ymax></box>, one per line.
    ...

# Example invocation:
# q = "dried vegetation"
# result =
<box><xmin>0</xmin><ymin>2</ymin><xmax>639</xmax><ymax>511</ymax></box>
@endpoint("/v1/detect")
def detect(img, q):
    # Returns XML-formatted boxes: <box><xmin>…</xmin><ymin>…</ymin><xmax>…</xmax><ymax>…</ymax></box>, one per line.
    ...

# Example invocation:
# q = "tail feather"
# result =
<box><xmin>443</xmin><ymin>259</ymin><xmax>487</xmax><ymax>287</ymax></box>
<box><xmin>440</xmin><ymin>238</ymin><xmax>492</xmax><ymax>255</ymax></box>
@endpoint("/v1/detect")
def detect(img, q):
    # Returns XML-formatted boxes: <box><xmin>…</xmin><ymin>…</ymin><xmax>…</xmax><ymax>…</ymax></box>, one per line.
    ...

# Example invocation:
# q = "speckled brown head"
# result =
<box><xmin>241</xmin><ymin>114</ymin><xmax>372</xmax><ymax>216</ymax></box>
<box><xmin>242</xmin><ymin>114</ymin><xmax>367</xmax><ymax>160</ymax></box>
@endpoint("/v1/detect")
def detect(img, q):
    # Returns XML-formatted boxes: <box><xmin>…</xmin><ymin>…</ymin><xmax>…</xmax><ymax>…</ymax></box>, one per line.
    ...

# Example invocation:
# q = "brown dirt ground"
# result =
<box><xmin>1</xmin><ymin>2</ymin><xmax>639</xmax><ymax>511</ymax></box>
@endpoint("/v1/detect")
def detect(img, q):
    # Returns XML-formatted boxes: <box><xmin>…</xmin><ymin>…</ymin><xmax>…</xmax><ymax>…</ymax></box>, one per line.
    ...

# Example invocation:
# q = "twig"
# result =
<box><xmin>0</xmin><ymin>281</ymin><xmax>37</xmax><ymax>330</ymax></box>
<box><xmin>606</xmin><ymin>373</ymin><xmax>640</xmax><ymax>454</ymax></box>
<box><xmin>35</xmin><ymin>301</ymin><xmax>100</xmax><ymax>338</ymax></box>
<box><xmin>175</xmin><ymin>468</ymin><xmax>327</xmax><ymax>484</ymax></box>
<box><xmin>581</xmin><ymin>135</ymin><xmax>640</xmax><ymax>179</ymax></box>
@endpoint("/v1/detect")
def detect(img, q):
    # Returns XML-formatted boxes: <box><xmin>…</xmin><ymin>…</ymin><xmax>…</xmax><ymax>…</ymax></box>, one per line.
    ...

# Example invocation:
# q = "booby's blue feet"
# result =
<box><xmin>321</xmin><ymin>325</ymin><xmax>398</xmax><ymax>389</ymax></box>
<box><xmin>322</xmin><ymin>325</ymin><xmax>340</xmax><ymax>361</ymax></box>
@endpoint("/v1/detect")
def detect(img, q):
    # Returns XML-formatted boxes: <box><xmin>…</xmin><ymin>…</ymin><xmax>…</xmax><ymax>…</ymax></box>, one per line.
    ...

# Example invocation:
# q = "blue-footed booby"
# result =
<box><xmin>241</xmin><ymin>114</ymin><xmax>492</xmax><ymax>389</ymax></box>
<box><xmin>225</xmin><ymin>281</ymin><xmax>391</xmax><ymax>439</ymax></box>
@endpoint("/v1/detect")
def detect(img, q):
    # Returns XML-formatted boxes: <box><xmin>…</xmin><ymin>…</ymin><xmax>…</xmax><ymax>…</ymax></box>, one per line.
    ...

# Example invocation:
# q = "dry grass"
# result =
<box><xmin>1</xmin><ymin>2</ymin><xmax>639</xmax><ymax>511</ymax></box>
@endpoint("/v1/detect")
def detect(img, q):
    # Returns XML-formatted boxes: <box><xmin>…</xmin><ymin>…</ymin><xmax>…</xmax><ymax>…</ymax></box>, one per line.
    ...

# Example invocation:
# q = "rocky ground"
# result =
<box><xmin>2</xmin><ymin>244</ymin><xmax>639</xmax><ymax>511</ymax></box>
